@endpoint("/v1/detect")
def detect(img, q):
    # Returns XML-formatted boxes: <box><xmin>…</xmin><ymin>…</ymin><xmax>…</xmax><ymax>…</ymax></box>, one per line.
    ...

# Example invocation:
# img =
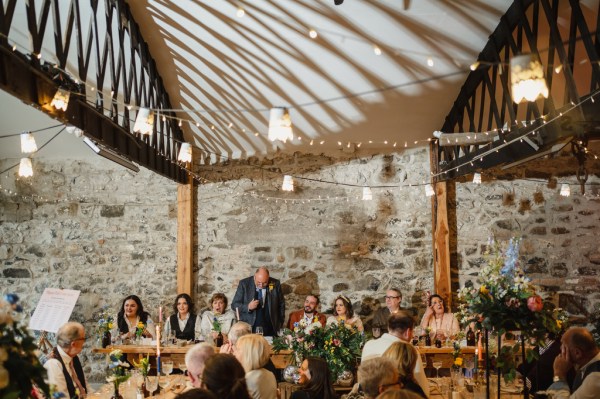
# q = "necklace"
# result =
<box><xmin>434</xmin><ymin>314</ymin><xmax>444</xmax><ymax>331</ymax></box>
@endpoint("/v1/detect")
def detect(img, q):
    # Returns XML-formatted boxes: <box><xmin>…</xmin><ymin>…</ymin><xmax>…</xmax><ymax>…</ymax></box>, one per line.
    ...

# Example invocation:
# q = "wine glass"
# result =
<box><xmin>255</xmin><ymin>326</ymin><xmax>263</xmax><ymax>336</ymax></box>
<box><xmin>162</xmin><ymin>360</ymin><xmax>174</xmax><ymax>376</ymax></box>
<box><xmin>178</xmin><ymin>362</ymin><xmax>187</xmax><ymax>375</ymax></box>
<box><xmin>432</xmin><ymin>360</ymin><xmax>443</xmax><ymax>380</ymax></box>
<box><xmin>158</xmin><ymin>373</ymin><xmax>171</xmax><ymax>394</ymax></box>
<box><xmin>372</xmin><ymin>327</ymin><xmax>381</xmax><ymax>338</ymax></box>
<box><xmin>146</xmin><ymin>376</ymin><xmax>158</xmax><ymax>397</ymax></box>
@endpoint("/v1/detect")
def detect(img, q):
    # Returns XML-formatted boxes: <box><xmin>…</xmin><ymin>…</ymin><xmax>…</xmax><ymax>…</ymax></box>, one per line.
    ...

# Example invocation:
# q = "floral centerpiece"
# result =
<box><xmin>212</xmin><ymin>317</ymin><xmax>221</xmax><ymax>333</ymax></box>
<box><xmin>272</xmin><ymin>317</ymin><xmax>364</xmax><ymax>380</ymax></box>
<box><xmin>451</xmin><ymin>341</ymin><xmax>463</xmax><ymax>370</ymax></box>
<box><xmin>96</xmin><ymin>305</ymin><xmax>114</xmax><ymax>347</ymax></box>
<box><xmin>0</xmin><ymin>294</ymin><xmax>49</xmax><ymax>399</ymax></box>
<box><xmin>457</xmin><ymin>237</ymin><xmax>566</xmax><ymax>381</ymax></box>
<box><xmin>132</xmin><ymin>354</ymin><xmax>150</xmax><ymax>378</ymax></box>
<box><xmin>134</xmin><ymin>321</ymin><xmax>146</xmax><ymax>341</ymax></box>
<box><xmin>107</xmin><ymin>349</ymin><xmax>130</xmax><ymax>398</ymax></box>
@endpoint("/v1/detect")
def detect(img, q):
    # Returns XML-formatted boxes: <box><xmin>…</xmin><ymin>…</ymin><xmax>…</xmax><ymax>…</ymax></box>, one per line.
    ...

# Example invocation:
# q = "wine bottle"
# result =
<box><xmin>466</xmin><ymin>326</ymin><xmax>476</xmax><ymax>346</ymax></box>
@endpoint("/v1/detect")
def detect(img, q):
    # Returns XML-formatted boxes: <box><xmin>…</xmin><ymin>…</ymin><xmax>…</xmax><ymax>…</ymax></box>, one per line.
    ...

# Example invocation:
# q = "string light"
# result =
<box><xmin>236</xmin><ymin>7</ymin><xmax>245</xmax><ymax>18</ymax></box>
<box><xmin>20</xmin><ymin>132</ymin><xmax>38</xmax><ymax>153</ymax></box>
<box><xmin>309</xmin><ymin>29</ymin><xmax>318</xmax><ymax>39</ymax></box>
<box><xmin>560</xmin><ymin>184</ymin><xmax>570</xmax><ymax>197</ymax></box>
<box><xmin>177</xmin><ymin>143</ymin><xmax>192</xmax><ymax>163</ymax></box>
<box><xmin>425</xmin><ymin>184</ymin><xmax>435</xmax><ymax>197</ymax></box>
<box><xmin>427</xmin><ymin>57</ymin><xmax>434</xmax><ymax>67</ymax></box>
<box><xmin>362</xmin><ymin>186</ymin><xmax>373</xmax><ymax>201</ymax></box>
<box><xmin>282</xmin><ymin>175</ymin><xmax>294</xmax><ymax>191</ymax></box>
<box><xmin>373</xmin><ymin>45</ymin><xmax>382</xmax><ymax>56</ymax></box>
<box><xmin>51</xmin><ymin>88</ymin><xmax>70</xmax><ymax>111</ymax></box>
<box><xmin>18</xmin><ymin>158</ymin><xmax>33</xmax><ymax>177</ymax></box>
<box><xmin>133</xmin><ymin>108</ymin><xmax>154</xmax><ymax>135</ymax></box>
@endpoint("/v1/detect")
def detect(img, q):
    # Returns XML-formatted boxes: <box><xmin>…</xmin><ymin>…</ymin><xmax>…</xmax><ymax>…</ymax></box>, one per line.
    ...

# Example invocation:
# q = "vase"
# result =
<box><xmin>283</xmin><ymin>365</ymin><xmax>299</xmax><ymax>383</ymax></box>
<box><xmin>111</xmin><ymin>383</ymin><xmax>123</xmax><ymax>399</ymax></box>
<box><xmin>335</xmin><ymin>370</ymin><xmax>354</xmax><ymax>387</ymax></box>
<box><xmin>141</xmin><ymin>378</ymin><xmax>150</xmax><ymax>398</ymax></box>
<box><xmin>102</xmin><ymin>331</ymin><xmax>111</xmax><ymax>348</ymax></box>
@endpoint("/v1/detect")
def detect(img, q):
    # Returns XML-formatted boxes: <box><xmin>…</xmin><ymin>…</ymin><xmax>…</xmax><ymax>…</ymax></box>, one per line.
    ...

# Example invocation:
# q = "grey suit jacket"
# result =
<box><xmin>231</xmin><ymin>276</ymin><xmax>285</xmax><ymax>331</ymax></box>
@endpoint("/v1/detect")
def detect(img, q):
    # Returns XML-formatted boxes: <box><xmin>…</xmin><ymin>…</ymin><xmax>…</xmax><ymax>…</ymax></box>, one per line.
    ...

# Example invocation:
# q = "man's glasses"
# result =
<box><xmin>385</xmin><ymin>296</ymin><xmax>400</xmax><ymax>300</ymax></box>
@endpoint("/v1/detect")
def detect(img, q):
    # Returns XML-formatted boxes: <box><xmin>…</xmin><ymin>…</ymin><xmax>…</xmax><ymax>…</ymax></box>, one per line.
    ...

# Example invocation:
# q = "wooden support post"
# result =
<box><xmin>432</xmin><ymin>181</ymin><xmax>452</xmax><ymax>309</ymax></box>
<box><xmin>177</xmin><ymin>174</ymin><xmax>194</xmax><ymax>296</ymax></box>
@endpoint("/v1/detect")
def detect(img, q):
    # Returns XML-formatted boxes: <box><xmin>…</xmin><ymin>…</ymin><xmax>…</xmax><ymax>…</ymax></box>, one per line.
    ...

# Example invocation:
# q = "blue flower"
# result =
<box><xmin>4</xmin><ymin>293</ymin><xmax>19</xmax><ymax>305</ymax></box>
<box><xmin>501</xmin><ymin>238</ymin><xmax>520</xmax><ymax>276</ymax></box>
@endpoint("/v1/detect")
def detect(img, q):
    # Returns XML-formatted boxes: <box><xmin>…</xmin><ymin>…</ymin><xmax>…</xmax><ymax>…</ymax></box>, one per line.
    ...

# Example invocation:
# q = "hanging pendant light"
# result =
<box><xmin>511</xmin><ymin>53</ymin><xmax>549</xmax><ymax>103</ymax></box>
<box><xmin>268</xmin><ymin>107</ymin><xmax>293</xmax><ymax>142</ymax></box>
<box><xmin>20</xmin><ymin>132</ymin><xmax>38</xmax><ymax>153</ymax></box>
<box><xmin>472</xmin><ymin>173</ymin><xmax>482</xmax><ymax>184</ymax></box>
<box><xmin>560</xmin><ymin>184</ymin><xmax>570</xmax><ymax>197</ymax></box>
<box><xmin>18</xmin><ymin>158</ymin><xmax>33</xmax><ymax>177</ymax></box>
<box><xmin>133</xmin><ymin>108</ymin><xmax>155</xmax><ymax>135</ymax></box>
<box><xmin>425</xmin><ymin>184</ymin><xmax>435</xmax><ymax>197</ymax></box>
<box><xmin>362</xmin><ymin>186</ymin><xmax>373</xmax><ymax>200</ymax></box>
<box><xmin>282</xmin><ymin>175</ymin><xmax>294</xmax><ymax>191</ymax></box>
<box><xmin>177</xmin><ymin>143</ymin><xmax>192</xmax><ymax>162</ymax></box>
<box><xmin>51</xmin><ymin>88</ymin><xmax>70</xmax><ymax>111</ymax></box>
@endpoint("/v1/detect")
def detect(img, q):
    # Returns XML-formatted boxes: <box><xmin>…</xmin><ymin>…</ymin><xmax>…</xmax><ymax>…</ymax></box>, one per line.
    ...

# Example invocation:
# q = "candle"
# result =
<box><xmin>474</xmin><ymin>349</ymin><xmax>478</xmax><ymax>371</ymax></box>
<box><xmin>159</xmin><ymin>306</ymin><xmax>162</xmax><ymax>323</ymax></box>
<box><xmin>236</xmin><ymin>307</ymin><xmax>240</xmax><ymax>321</ymax></box>
<box><xmin>156</xmin><ymin>325</ymin><xmax>161</xmax><ymax>374</ymax></box>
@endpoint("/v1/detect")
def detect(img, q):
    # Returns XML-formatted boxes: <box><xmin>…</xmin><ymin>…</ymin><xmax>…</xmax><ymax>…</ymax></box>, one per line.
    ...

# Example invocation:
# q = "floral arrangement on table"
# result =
<box><xmin>272</xmin><ymin>316</ymin><xmax>364</xmax><ymax>380</ymax></box>
<box><xmin>0</xmin><ymin>293</ymin><xmax>49</xmax><ymax>399</ymax></box>
<box><xmin>457</xmin><ymin>236</ymin><xmax>567</xmax><ymax>381</ymax></box>
<box><xmin>212</xmin><ymin>317</ymin><xmax>221</xmax><ymax>333</ymax></box>
<box><xmin>451</xmin><ymin>341</ymin><xmax>463</xmax><ymax>370</ymax></box>
<box><xmin>107</xmin><ymin>349</ymin><xmax>131</xmax><ymax>394</ymax></box>
<box><xmin>96</xmin><ymin>305</ymin><xmax>114</xmax><ymax>337</ymax></box>
<box><xmin>134</xmin><ymin>321</ymin><xmax>146</xmax><ymax>340</ymax></box>
<box><xmin>132</xmin><ymin>354</ymin><xmax>150</xmax><ymax>378</ymax></box>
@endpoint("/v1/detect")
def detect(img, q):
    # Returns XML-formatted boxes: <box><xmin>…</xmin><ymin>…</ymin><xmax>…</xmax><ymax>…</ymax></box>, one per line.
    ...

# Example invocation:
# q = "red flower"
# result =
<box><xmin>527</xmin><ymin>295</ymin><xmax>543</xmax><ymax>312</ymax></box>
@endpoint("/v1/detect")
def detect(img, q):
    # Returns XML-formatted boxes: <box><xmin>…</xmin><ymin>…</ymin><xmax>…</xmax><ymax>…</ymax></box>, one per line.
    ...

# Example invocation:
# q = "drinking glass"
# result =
<box><xmin>372</xmin><ymin>327</ymin><xmax>381</xmax><ymax>338</ymax></box>
<box><xmin>178</xmin><ymin>362</ymin><xmax>187</xmax><ymax>375</ymax></box>
<box><xmin>146</xmin><ymin>376</ymin><xmax>158</xmax><ymax>397</ymax></box>
<box><xmin>432</xmin><ymin>360</ymin><xmax>443</xmax><ymax>379</ymax></box>
<box><xmin>255</xmin><ymin>326</ymin><xmax>263</xmax><ymax>335</ymax></box>
<box><xmin>162</xmin><ymin>360</ymin><xmax>173</xmax><ymax>376</ymax></box>
<box><xmin>158</xmin><ymin>373</ymin><xmax>170</xmax><ymax>393</ymax></box>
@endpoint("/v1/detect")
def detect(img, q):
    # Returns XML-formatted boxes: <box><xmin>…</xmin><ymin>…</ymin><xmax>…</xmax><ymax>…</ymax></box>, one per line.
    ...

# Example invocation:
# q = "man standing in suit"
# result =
<box><xmin>287</xmin><ymin>294</ymin><xmax>326</xmax><ymax>329</ymax></box>
<box><xmin>232</xmin><ymin>267</ymin><xmax>285</xmax><ymax>336</ymax></box>
<box><xmin>44</xmin><ymin>322</ymin><xmax>87</xmax><ymax>398</ymax></box>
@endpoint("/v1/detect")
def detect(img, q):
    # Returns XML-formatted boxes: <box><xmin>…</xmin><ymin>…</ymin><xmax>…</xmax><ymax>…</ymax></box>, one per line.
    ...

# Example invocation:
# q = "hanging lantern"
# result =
<box><xmin>268</xmin><ymin>107</ymin><xmax>293</xmax><ymax>142</ymax></box>
<box><xmin>472</xmin><ymin>173</ymin><xmax>482</xmax><ymax>184</ymax></box>
<box><xmin>20</xmin><ymin>132</ymin><xmax>38</xmax><ymax>153</ymax></box>
<box><xmin>425</xmin><ymin>184</ymin><xmax>435</xmax><ymax>197</ymax></box>
<box><xmin>18</xmin><ymin>158</ymin><xmax>33</xmax><ymax>177</ymax></box>
<box><xmin>133</xmin><ymin>108</ymin><xmax>155</xmax><ymax>135</ymax></box>
<box><xmin>362</xmin><ymin>186</ymin><xmax>373</xmax><ymax>201</ymax></box>
<box><xmin>177</xmin><ymin>143</ymin><xmax>192</xmax><ymax>162</ymax></box>
<box><xmin>51</xmin><ymin>88</ymin><xmax>70</xmax><ymax>111</ymax></box>
<box><xmin>560</xmin><ymin>184</ymin><xmax>570</xmax><ymax>197</ymax></box>
<box><xmin>511</xmin><ymin>53</ymin><xmax>549</xmax><ymax>103</ymax></box>
<box><xmin>282</xmin><ymin>175</ymin><xmax>294</xmax><ymax>191</ymax></box>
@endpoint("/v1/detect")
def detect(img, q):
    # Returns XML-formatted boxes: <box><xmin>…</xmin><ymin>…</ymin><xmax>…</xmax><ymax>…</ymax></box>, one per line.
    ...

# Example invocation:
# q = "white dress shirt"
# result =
<box><xmin>548</xmin><ymin>352</ymin><xmax>600</xmax><ymax>399</ymax></box>
<box><xmin>44</xmin><ymin>346</ymin><xmax>83</xmax><ymax>398</ymax></box>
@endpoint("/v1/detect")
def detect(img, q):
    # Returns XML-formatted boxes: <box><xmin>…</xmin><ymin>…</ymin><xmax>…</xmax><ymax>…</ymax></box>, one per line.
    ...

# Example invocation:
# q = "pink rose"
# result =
<box><xmin>527</xmin><ymin>295</ymin><xmax>543</xmax><ymax>312</ymax></box>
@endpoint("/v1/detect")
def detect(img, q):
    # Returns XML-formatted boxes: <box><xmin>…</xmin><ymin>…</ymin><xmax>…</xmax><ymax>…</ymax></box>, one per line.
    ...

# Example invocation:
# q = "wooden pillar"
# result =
<box><xmin>432</xmin><ymin>181</ymin><xmax>452</xmax><ymax>308</ymax></box>
<box><xmin>177</xmin><ymin>174</ymin><xmax>194</xmax><ymax>295</ymax></box>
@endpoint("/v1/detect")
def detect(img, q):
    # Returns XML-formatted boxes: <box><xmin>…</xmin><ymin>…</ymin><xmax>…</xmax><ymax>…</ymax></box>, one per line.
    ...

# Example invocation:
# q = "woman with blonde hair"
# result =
<box><xmin>382</xmin><ymin>342</ymin><xmax>427</xmax><ymax>398</ymax></box>
<box><xmin>234</xmin><ymin>334</ymin><xmax>277</xmax><ymax>399</ymax></box>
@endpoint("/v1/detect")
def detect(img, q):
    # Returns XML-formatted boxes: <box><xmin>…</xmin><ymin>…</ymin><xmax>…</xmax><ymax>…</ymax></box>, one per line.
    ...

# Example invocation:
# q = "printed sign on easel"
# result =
<box><xmin>28</xmin><ymin>288</ymin><xmax>80</xmax><ymax>333</ymax></box>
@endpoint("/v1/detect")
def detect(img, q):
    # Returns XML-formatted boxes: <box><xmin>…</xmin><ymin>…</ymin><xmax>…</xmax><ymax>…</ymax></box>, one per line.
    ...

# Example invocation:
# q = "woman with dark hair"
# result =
<box><xmin>326</xmin><ymin>295</ymin><xmax>364</xmax><ymax>332</ymax></box>
<box><xmin>163</xmin><ymin>293</ymin><xmax>201</xmax><ymax>341</ymax></box>
<box><xmin>419</xmin><ymin>293</ymin><xmax>459</xmax><ymax>341</ymax></box>
<box><xmin>290</xmin><ymin>357</ymin><xmax>337</xmax><ymax>399</ymax></box>
<box><xmin>200</xmin><ymin>293</ymin><xmax>236</xmax><ymax>342</ymax></box>
<box><xmin>114</xmin><ymin>295</ymin><xmax>155</xmax><ymax>341</ymax></box>
<box><xmin>201</xmin><ymin>354</ymin><xmax>252</xmax><ymax>399</ymax></box>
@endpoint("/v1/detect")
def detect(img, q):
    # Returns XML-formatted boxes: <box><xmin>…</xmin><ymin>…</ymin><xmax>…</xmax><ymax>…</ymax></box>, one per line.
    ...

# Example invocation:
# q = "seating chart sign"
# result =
<box><xmin>28</xmin><ymin>288</ymin><xmax>80</xmax><ymax>333</ymax></box>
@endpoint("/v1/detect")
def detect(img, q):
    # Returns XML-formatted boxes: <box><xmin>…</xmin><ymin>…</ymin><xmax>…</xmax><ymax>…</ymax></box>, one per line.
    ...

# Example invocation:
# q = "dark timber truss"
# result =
<box><xmin>0</xmin><ymin>0</ymin><xmax>188</xmax><ymax>183</ymax></box>
<box><xmin>433</xmin><ymin>0</ymin><xmax>600</xmax><ymax>182</ymax></box>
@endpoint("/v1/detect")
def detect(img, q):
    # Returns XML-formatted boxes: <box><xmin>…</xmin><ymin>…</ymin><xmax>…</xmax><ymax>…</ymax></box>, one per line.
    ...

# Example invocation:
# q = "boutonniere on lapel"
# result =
<box><xmin>268</xmin><ymin>283</ymin><xmax>274</xmax><ymax>292</ymax></box>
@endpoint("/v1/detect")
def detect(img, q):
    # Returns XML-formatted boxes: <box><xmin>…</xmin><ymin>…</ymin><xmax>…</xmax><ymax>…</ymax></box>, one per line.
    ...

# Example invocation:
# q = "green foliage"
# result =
<box><xmin>272</xmin><ymin>318</ymin><xmax>365</xmax><ymax>379</ymax></box>
<box><xmin>0</xmin><ymin>294</ymin><xmax>49</xmax><ymax>399</ymax></box>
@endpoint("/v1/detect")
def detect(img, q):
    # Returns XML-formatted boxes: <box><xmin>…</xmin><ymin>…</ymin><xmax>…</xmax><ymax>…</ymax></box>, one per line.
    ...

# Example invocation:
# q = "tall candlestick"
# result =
<box><xmin>156</xmin><ymin>324</ymin><xmax>161</xmax><ymax>374</ymax></box>
<box><xmin>159</xmin><ymin>306</ymin><xmax>162</xmax><ymax>323</ymax></box>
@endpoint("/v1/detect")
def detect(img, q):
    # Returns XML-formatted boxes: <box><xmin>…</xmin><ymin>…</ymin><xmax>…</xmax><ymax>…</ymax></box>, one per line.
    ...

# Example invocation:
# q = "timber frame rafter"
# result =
<box><xmin>0</xmin><ymin>0</ymin><xmax>189</xmax><ymax>183</ymax></box>
<box><xmin>433</xmin><ymin>0</ymin><xmax>600</xmax><ymax>181</ymax></box>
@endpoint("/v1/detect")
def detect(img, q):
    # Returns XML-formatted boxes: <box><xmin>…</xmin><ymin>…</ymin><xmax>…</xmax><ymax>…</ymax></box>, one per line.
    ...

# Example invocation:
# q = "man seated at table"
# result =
<box><xmin>185</xmin><ymin>343</ymin><xmax>216</xmax><ymax>388</ymax></box>
<box><xmin>372</xmin><ymin>288</ymin><xmax>403</xmax><ymax>334</ymax></box>
<box><xmin>361</xmin><ymin>312</ymin><xmax>428</xmax><ymax>398</ymax></box>
<box><xmin>44</xmin><ymin>322</ymin><xmax>87</xmax><ymax>398</ymax></box>
<box><xmin>549</xmin><ymin>326</ymin><xmax>600</xmax><ymax>398</ymax></box>
<box><xmin>346</xmin><ymin>357</ymin><xmax>400</xmax><ymax>399</ymax></box>
<box><xmin>287</xmin><ymin>294</ymin><xmax>326</xmax><ymax>329</ymax></box>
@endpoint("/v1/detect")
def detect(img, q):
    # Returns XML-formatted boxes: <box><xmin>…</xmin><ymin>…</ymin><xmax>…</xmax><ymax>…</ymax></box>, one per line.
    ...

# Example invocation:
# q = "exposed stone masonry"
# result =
<box><xmin>1</xmin><ymin>149</ymin><xmax>599</xmax><ymax>382</ymax></box>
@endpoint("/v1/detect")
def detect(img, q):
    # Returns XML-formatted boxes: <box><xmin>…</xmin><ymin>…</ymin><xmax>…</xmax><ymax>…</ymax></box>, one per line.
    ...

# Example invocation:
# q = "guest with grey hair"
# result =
<box><xmin>355</xmin><ymin>357</ymin><xmax>400</xmax><ymax>399</ymax></box>
<box><xmin>185</xmin><ymin>342</ymin><xmax>216</xmax><ymax>388</ymax></box>
<box><xmin>44</xmin><ymin>322</ymin><xmax>87</xmax><ymax>398</ymax></box>
<box><xmin>220</xmin><ymin>321</ymin><xmax>252</xmax><ymax>354</ymax></box>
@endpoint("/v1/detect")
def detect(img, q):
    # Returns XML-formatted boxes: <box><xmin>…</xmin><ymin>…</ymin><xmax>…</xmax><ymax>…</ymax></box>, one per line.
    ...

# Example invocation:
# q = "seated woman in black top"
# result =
<box><xmin>114</xmin><ymin>294</ymin><xmax>155</xmax><ymax>341</ymax></box>
<box><xmin>290</xmin><ymin>357</ymin><xmax>338</xmax><ymax>399</ymax></box>
<box><xmin>163</xmin><ymin>293</ymin><xmax>200</xmax><ymax>341</ymax></box>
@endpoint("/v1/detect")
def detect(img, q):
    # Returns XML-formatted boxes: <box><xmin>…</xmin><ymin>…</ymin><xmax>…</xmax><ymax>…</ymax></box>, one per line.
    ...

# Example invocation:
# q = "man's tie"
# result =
<box><xmin>69</xmin><ymin>359</ymin><xmax>86</xmax><ymax>398</ymax></box>
<box><xmin>257</xmin><ymin>289</ymin><xmax>263</xmax><ymax>308</ymax></box>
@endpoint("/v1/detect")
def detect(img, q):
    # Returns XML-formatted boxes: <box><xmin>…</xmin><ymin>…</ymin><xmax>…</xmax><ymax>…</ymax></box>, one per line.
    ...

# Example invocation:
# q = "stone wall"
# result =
<box><xmin>1</xmin><ymin>147</ymin><xmax>599</xmax><ymax>382</ymax></box>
